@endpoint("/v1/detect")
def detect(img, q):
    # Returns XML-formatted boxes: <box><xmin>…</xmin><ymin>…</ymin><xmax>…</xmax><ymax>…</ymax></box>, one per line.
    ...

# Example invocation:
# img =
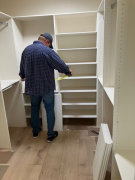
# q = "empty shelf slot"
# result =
<box><xmin>62</xmin><ymin>92</ymin><xmax>96</xmax><ymax>105</ymax></box>
<box><xmin>60</xmin><ymin>64</ymin><xmax>97</xmax><ymax>77</ymax></box>
<box><xmin>58</xmin><ymin>49</ymin><xmax>96</xmax><ymax>63</ymax></box>
<box><xmin>56</xmin><ymin>34</ymin><xmax>97</xmax><ymax>49</ymax></box>
<box><xmin>55</xmin><ymin>12</ymin><xmax>97</xmax><ymax>33</ymax></box>
<box><xmin>63</xmin><ymin>105</ymin><xmax>96</xmax><ymax>118</ymax></box>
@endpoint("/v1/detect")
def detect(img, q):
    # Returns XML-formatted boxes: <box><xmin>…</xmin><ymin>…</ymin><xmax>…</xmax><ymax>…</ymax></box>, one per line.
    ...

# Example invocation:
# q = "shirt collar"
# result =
<box><xmin>33</xmin><ymin>41</ymin><xmax>44</xmax><ymax>45</ymax></box>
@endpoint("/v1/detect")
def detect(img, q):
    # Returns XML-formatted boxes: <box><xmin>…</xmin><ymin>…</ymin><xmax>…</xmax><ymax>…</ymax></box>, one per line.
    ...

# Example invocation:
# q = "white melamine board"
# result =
<box><xmin>97</xmin><ymin>80</ymin><xmax>103</xmax><ymax>126</ymax></box>
<box><xmin>60</xmin><ymin>79</ymin><xmax>96</xmax><ymax>92</ymax></box>
<box><xmin>0</xmin><ymin>164</ymin><xmax>9</xmax><ymax>180</ymax></box>
<box><xmin>62</xmin><ymin>92</ymin><xmax>96</xmax><ymax>105</ymax></box>
<box><xmin>0</xmin><ymin>91</ymin><xmax>11</xmax><ymax>149</ymax></box>
<box><xmin>98</xmin><ymin>0</ymin><xmax>104</xmax><ymax>12</ymax></box>
<box><xmin>3</xmin><ymin>82</ymin><xmax>27</xmax><ymax>127</ymax></box>
<box><xmin>55</xmin><ymin>12</ymin><xmax>97</xmax><ymax>33</ymax></box>
<box><xmin>93</xmin><ymin>124</ymin><xmax>112</xmax><ymax>180</ymax></box>
<box><xmin>0</xmin><ymin>18</ymin><xmax>18</xmax><ymax>80</ymax></box>
<box><xmin>59</xmin><ymin>76</ymin><xmax>97</xmax><ymax>80</ymax></box>
<box><xmin>56</xmin><ymin>34</ymin><xmax>97</xmax><ymax>49</ymax></box>
<box><xmin>63</xmin><ymin>105</ymin><xmax>96</xmax><ymax>118</ymax></box>
<box><xmin>56</xmin><ymin>31</ymin><xmax>97</xmax><ymax>36</ymax></box>
<box><xmin>42</xmin><ymin>94</ymin><xmax>63</xmax><ymax>131</ymax></box>
<box><xmin>62</xmin><ymin>98</ymin><xmax>96</xmax><ymax>105</ymax></box>
<box><xmin>66</xmin><ymin>62</ymin><xmax>97</xmax><ymax>65</ymax></box>
<box><xmin>1</xmin><ymin>80</ymin><xmax>19</xmax><ymax>90</ymax></box>
<box><xmin>58</xmin><ymin>49</ymin><xmax>96</xmax><ymax>63</ymax></box>
<box><xmin>97</xmin><ymin>13</ymin><xmax>104</xmax><ymax>79</ymax></box>
<box><xmin>104</xmin><ymin>87</ymin><xmax>114</xmax><ymax>105</ymax></box>
<box><xmin>57</xmin><ymin>47</ymin><xmax>96</xmax><ymax>51</ymax></box>
<box><xmin>114</xmin><ymin>150</ymin><xmax>135</xmax><ymax>180</ymax></box>
<box><xmin>103</xmin><ymin>0</ymin><xmax>117</xmax><ymax>87</ymax></box>
<box><xmin>13</xmin><ymin>15</ymin><xmax>53</xmax><ymax>21</ymax></box>
<box><xmin>103</xmin><ymin>89</ymin><xmax>113</xmax><ymax>135</ymax></box>
<box><xmin>60</xmin><ymin>64</ymin><xmax>96</xmax><ymax>77</ymax></box>
<box><xmin>113</xmin><ymin>0</ymin><xmax>135</xmax><ymax>151</ymax></box>
<box><xmin>111</xmin><ymin>153</ymin><xmax>121</xmax><ymax>180</ymax></box>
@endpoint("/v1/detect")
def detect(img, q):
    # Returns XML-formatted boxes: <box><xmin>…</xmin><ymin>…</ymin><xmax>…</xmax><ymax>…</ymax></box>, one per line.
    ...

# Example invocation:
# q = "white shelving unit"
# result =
<box><xmin>54</xmin><ymin>12</ymin><xmax>98</xmax><ymax>121</ymax></box>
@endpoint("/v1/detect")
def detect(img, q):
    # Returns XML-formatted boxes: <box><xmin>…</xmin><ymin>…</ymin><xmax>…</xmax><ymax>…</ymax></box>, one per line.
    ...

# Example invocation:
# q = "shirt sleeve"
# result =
<box><xmin>19</xmin><ymin>51</ymin><xmax>25</xmax><ymax>79</ymax></box>
<box><xmin>47</xmin><ymin>50</ymin><xmax>70</xmax><ymax>74</ymax></box>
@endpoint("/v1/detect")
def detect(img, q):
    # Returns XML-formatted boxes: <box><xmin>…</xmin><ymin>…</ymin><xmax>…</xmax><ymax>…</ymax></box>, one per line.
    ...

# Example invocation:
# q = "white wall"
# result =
<box><xmin>0</xmin><ymin>0</ymin><xmax>101</xmax><ymax>16</ymax></box>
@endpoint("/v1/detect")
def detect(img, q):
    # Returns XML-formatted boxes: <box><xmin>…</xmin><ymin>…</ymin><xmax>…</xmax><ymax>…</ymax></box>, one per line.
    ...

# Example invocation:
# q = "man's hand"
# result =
<box><xmin>67</xmin><ymin>69</ymin><xmax>72</xmax><ymax>77</ymax></box>
<box><xmin>20</xmin><ymin>78</ymin><xmax>25</xmax><ymax>81</ymax></box>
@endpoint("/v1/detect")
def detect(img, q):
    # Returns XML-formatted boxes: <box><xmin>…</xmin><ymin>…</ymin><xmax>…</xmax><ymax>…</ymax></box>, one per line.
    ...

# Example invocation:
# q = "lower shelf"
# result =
<box><xmin>62</xmin><ymin>109</ymin><xmax>97</xmax><ymax>118</ymax></box>
<box><xmin>114</xmin><ymin>150</ymin><xmax>135</xmax><ymax>180</ymax></box>
<box><xmin>62</xmin><ymin>98</ymin><xmax>97</xmax><ymax>105</ymax></box>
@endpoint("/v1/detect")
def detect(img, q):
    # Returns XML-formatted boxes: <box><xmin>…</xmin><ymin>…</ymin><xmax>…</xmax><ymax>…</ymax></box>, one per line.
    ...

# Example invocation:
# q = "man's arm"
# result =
<box><xmin>19</xmin><ymin>51</ymin><xmax>25</xmax><ymax>81</ymax></box>
<box><xmin>47</xmin><ymin>50</ymin><xmax>71</xmax><ymax>75</ymax></box>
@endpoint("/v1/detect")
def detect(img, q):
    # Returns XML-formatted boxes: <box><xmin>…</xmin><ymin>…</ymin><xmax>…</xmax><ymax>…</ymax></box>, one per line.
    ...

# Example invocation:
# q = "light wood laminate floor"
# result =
<box><xmin>2</xmin><ymin>126</ymin><xmax>96</xmax><ymax>180</ymax></box>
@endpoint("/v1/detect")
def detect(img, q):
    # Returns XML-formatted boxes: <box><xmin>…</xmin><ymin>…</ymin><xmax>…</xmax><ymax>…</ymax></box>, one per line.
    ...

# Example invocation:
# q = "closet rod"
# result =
<box><xmin>0</xmin><ymin>22</ymin><xmax>8</xmax><ymax>26</ymax></box>
<box><xmin>111</xmin><ymin>0</ymin><xmax>117</xmax><ymax>9</ymax></box>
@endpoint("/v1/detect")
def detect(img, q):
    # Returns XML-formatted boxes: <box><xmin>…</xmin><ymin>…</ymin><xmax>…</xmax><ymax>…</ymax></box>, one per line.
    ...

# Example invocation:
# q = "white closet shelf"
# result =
<box><xmin>98</xmin><ymin>77</ymin><xmax>103</xmax><ymax>86</ymax></box>
<box><xmin>62</xmin><ymin>98</ymin><xmax>96</xmax><ymax>105</ymax></box>
<box><xmin>57</xmin><ymin>47</ymin><xmax>97</xmax><ymax>51</ymax></box>
<box><xmin>60</xmin><ymin>86</ymin><xmax>97</xmax><ymax>93</ymax></box>
<box><xmin>1</xmin><ymin>80</ymin><xmax>19</xmax><ymax>90</ymax></box>
<box><xmin>62</xmin><ymin>109</ymin><xmax>97</xmax><ymax>118</ymax></box>
<box><xmin>66</xmin><ymin>62</ymin><xmax>97</xmax><ymax>65</ymax></box>
<box><xmin>114</xmin><ymin>150</ymin><xmax>135</xmax><ymax>180</ymax></box>
<box><xmin>56</xmin><ymin>31</ymin><xmax>97</xmax><ymax>36</ymax></box>
<box><xmin>104</xmin><ymin>87</ymin><xmax>114</xmax><ymax>105</ymax></box>
<box><xmin>59</xmin><ymin>76</ymin><xmax>97</xmax><ymax>80</ymax></box>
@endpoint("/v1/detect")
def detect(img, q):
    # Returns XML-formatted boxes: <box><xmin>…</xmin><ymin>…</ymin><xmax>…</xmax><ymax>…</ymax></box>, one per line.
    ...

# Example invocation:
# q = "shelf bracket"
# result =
<box><xmin>111</xmin><ymin>0</ymin><xmax>118</xmax><ymax>9</ymax></box>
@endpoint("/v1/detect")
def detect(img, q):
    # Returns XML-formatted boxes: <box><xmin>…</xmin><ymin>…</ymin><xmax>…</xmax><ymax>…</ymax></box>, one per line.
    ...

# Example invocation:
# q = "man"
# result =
<box><xmin>19</xmin><ymin>33</ymin><xmax>71</xmax><ymax>143</ymax></box>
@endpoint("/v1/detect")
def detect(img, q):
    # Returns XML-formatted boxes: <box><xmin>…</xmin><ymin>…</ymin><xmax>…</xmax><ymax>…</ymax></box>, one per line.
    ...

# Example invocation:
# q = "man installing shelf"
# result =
<box><xmin>19</xmin><ymin>33</ymin><xmax>72</xmax><ymax>142</ymax></box>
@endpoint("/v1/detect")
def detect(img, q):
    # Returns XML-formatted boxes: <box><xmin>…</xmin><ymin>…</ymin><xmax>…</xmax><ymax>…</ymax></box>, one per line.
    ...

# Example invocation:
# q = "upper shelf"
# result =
<box><xmin>55</xmin><ymin>12</ymin><xmax>97</xmax><ymax>33</ymax></box>
<box><xmin>0</xmin><ymin>80</ymin><xmax>19</xmax><ymax>91</ymax></box>
<box><xmin>56</xmin><ymin>31</ymin><xmax>97</xmax><ymax>36</ymax></box>
<box><xmin>104</xmin><ymin>87</ymin><xmax>114</xmax><ymax>105</ymax></box>
<box><xmin>57</xmin><ymin>47</ymin><xmax>97</xmax><ymax>51</ymax></box>
<box><xmin>56</xmin><ymin>33</ymin><xmax>97</xmax><ymax>49</ymax></box>
<box><xmin>114</xmin><ymin>150</ymin><xmax>135</xmax><ymax>180</ymax></box>
<box><xmin>66</xmin><ymin>62</ymin><xmax>97</xmax><ymax>65</ymax></box>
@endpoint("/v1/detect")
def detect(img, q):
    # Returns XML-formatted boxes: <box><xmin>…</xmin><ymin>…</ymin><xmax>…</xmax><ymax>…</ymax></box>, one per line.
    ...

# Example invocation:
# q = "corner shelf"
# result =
<box><xmin>114</xmin><ymin>150</ymin><xmax>135</xmax><ymax>180</ymax></box>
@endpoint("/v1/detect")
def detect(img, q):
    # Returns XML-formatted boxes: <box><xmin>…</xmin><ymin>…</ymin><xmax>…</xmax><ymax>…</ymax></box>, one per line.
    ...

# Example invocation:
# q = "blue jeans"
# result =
<box><xmin>30</xmin><ymin>91</ymin><xmax>55</xmax><ymax>137</ymax></box>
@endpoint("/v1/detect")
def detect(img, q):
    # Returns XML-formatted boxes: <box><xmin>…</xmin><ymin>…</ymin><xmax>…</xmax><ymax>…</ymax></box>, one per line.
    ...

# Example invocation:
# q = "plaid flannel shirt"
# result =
<box><xmin>19</xmin><ymin>41</ymin><xmax>69</xmax><ymax>95</ymax></box>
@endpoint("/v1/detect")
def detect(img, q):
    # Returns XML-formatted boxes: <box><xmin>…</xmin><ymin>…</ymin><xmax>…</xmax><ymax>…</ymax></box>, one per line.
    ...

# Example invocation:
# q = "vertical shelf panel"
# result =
<box><xmin>0</xmin><ymin>86</ymin><xmax>11</xmax><ymax>149</ymax></box>
<box><xmin>0</xmin><ymin>17</ymin><xmax>18</xmax><ymax>80</ymax></box>
<box><xmin>103</xmin><ymin>0</ymin><xmax>117</xmax><ymax>87</ymax></box>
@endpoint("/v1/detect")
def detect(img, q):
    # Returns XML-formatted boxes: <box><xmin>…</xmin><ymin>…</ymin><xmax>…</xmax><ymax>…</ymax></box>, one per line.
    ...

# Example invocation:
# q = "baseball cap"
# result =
<box><xmin>41</xmin><ymin>33</ymin><xmax>53</xmax><ymax>49</ymax></box>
